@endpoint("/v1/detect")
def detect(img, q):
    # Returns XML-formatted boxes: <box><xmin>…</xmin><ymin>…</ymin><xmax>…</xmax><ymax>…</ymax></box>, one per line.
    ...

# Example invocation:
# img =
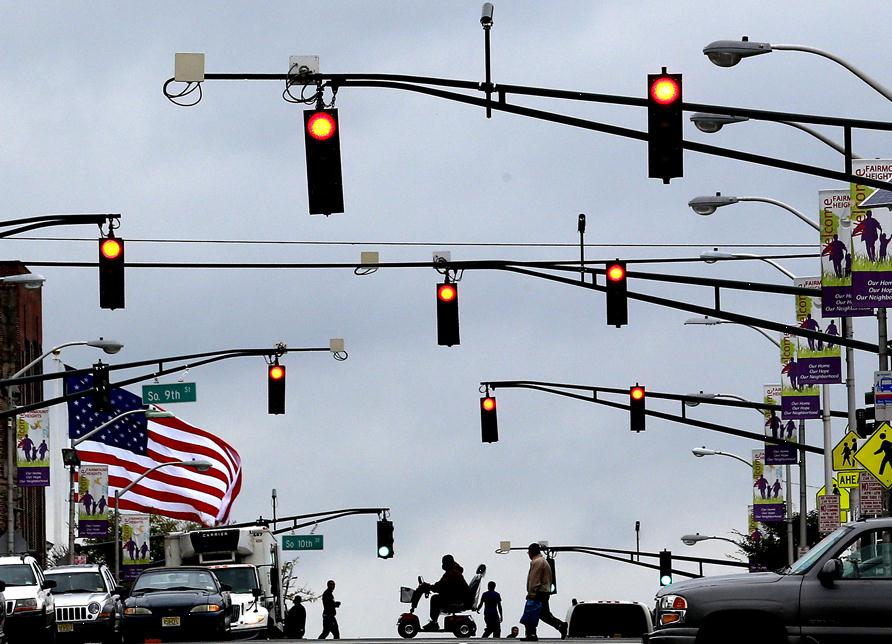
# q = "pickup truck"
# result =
<box><xmin>647</xmin><ymin>517</ymin><xmax>892</xmax><ymax>643</ymax></box>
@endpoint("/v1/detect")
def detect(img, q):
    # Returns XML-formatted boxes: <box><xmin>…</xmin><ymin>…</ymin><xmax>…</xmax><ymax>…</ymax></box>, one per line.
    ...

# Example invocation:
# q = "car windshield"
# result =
<box><xmin>133</xmin><ymin>569</ymin><xmax>218</xmax><ymax>592</ymax></box>
<box><xmin>0</xmin><ymin>564</ymin><xmax>36</xmax><ymax>587</ymax></box>
<box><xmin>210</xmin><ymin>567</ymin><xmax>257</xmax><ymax>594</ymax></box>
<box><xmin>787</xmin><ymin>524</ymin><xmax>856</xmax><ymax>574</ymax></box>
<box><xmin>45</xmin><ymin>572</ymin><xmax>106</xmax><ymax>593</ymax></box>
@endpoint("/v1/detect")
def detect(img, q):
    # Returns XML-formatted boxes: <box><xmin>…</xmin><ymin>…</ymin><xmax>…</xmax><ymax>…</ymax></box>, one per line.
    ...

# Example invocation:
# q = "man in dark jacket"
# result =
<box><xmin>318</xmin><ymin>580</ymin><xmax>341</xmax><ymax>639</ymax></box>
<box><xmin>285</xmin><ymin>596</ymin><xmax>306</xmax><ymax>638</ymax></box>
<box><xmin>411</xmin><ymin>554</ymin><xmax>470</xmax><ymax>631</ymax></box>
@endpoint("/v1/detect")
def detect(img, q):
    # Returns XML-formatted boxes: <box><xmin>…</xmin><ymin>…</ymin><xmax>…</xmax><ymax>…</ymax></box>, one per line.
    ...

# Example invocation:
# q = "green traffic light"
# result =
<box><xmin>660</xmin><ymin>574</ymin><xmax>673</xmax><ymax>586</ymax></box>
<box><xmin>378</xmin><ymin>546</ymin><xmax>391</xmax><ymax>558</ymax></box>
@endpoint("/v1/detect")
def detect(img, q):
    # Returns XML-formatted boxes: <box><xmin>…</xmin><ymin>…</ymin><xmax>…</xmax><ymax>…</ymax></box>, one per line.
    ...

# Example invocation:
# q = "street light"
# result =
<box><xmin>0</xmin><ymin>273</ymin><xmax>46</xmax><ymax>290</ymax></box>
<box><xmin>683</xmin><ymin>392</ymin><xmax>752</xmax><ymax>408</ymax></box>
<box><xmin>691</xmin><ymin>446</ymin><xmax>753</xmax><ymax>468</ymax></box>
<box><xmin>114</xmin><ymin>459</ymin><xmax>211</xmax><ymax>581</ymax></box>
<box><xmin>681</xmin><ymin>533</ymin><xmax>738</xmax><ymax>547</ymax></box>
<box><xmin>67</xmin><ymin>407</ymin><xmax>173</xmax><ymax>563</ymax></box>
<box><xmin>699</xmin><ymin>251</ymin><xmax>796</xmax><ymax>280</ymax></box>
<box><xmin>702</xmin><ymin>38</ymin><xmax>892</xmax><ymax>103</ymax></box>
<box><xmin>5</xmin><ymin>335</ymin><xmax>123</xmax><ymax>555</ymax></box>
<box><xmin>683</xmin><ymin>317</ymin><xmax>780</xmax><ymax>349</ymax></box>
<box><xmin>687</xmin><ymin>193</ymin><xmax>819</xmax><ymax>231</ymax></box>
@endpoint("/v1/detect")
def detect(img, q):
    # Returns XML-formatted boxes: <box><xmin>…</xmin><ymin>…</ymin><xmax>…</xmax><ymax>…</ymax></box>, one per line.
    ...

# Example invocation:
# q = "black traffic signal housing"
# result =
<box><xmin>93</xmin><ymin>362</ymin><xmax>111</xmax><ymax>412</ymax></box>
<box><xmin>481</xmin><ymin>395</ymin><xmax>499</xmax><ymax>443</ymax></box>
<box><xmin>659</xmin><ymin>549</ymin><xmax>673</xmax><ymax>586</ymax></box>
<box><xmin>304</xmin><ymin>109</ymin><xmax>344</xmax><ymax>215</ymax></box>
<box><xmin>436</xmin><ymin>282</ymin><xmax>460</xmax><ymax>346</ymax></box>
<box><xmin>377</xmin><ymin>519</ymin><xmax>394</xmax><ymax>559</ymax></box>
<box><xmin>268</xmin><ymin>363</ymin><xmax>286</xmax><ymax>415</ymax></box>
<box><xmin>605</xmin><ymin>261</ymin><xmax>628</xmax><ymax>327</ymax></box>
<box><xmin>647</xmin><ymin>71</ymin><xmax>683</xmax><ymax>183</ymax></box>
<box><xmin>630</xmin><ymin>385</ymin><xmax>645</xmax><ymax>432</ymax></box>
<box><xmin>98</xmin><ymin>235</ymin><xmax>125</xmax><ymax>310</ymax></box>
<box><xmin>547</xmin><ymin>557</ymin><xmax>557</xmax><ymax>594</ymax></box>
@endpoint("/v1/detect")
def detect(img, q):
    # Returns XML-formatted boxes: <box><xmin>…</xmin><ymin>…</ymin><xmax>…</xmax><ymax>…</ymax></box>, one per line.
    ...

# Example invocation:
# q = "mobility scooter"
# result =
<box><xmin>397</xmin><ymin>563</ymin><xmax>487</xmax><ymax>638</ymax></box>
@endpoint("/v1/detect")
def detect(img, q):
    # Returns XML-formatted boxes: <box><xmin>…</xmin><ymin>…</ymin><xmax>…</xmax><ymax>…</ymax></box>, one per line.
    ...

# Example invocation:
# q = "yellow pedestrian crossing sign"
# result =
<box><xmin>832</xmin><ymin>431</ymin><xmax>863</xmax><ymax>472</ymax></box>
<box><xmin>816</xmin><ymin>479</ymin><xmax>850</xmax><ymax>512</ymax></box>
<box><xmin>854</xmin><ymin>421</ymin><xmax>892</xmax><ymax>488</ymax></box>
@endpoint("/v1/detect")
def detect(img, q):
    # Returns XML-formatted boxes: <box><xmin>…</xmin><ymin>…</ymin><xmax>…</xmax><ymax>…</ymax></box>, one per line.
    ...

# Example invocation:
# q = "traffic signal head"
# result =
<box><xmin>436</xmin><ymin>282</ymin><xmax>460</xmax><ymax>346</ymax></box>
<box><xmin>98</xmin><ymin>235</ymin><xmax>125</xmax><ymax>310</ymax></box>
<box><xmin>480</xmin><ymin>395</ymin><xmax>499</xmax><ymax>443</ymax></box>
<box><xmin>630</xmin><ymin>385</ymin><xmax>645</xmax><ymax>432</ymax></box>
<box><xmin>303</xmin><ymin>109</ymin><xmax>344</xmax><ymax>216</ymax></box>
<box><xmin>647</xmin><ymin>71</ymin><xmax>683</xmax><ymax>183</ymax></box>
<box><xmin>377</xmin><ymin>519</ymin><xmax>394</xmax><ymax>559</ymax></box>
<box><xmin>92</xmin><ymin>362</ymin><xmax>111</xmax><ymax>412</ymax></box>
<box><xmin>659</xmin><ymin>550</ymin><xmax>673</xmax><ymax>586</ymax></box>
<box><xmin>268</xmin><ymin>363</ymin><xmax>286</xmax><ymax>415</ymax></box>
<box><xmin>605</xmin><ymin>260</ymin><xmax>628</xmax><ymax>327</ymax></box>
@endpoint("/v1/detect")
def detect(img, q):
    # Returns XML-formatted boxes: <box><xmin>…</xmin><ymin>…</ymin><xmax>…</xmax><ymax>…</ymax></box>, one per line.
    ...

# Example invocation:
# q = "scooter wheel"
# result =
<box><xmin>399</xmin><ymin>622</ymin><xmax>419</xmax><ymax>638</ymax></box>
<box><xmin>454</xmin><ymin>623</ymin><xmax>473</xmax><ymax>638</ymax></box>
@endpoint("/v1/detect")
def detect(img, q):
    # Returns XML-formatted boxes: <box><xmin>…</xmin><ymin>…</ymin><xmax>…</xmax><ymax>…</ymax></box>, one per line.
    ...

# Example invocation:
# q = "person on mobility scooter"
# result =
<box><xmin>397</xmin><ymin>555</ymin><xmax>487</xmax><ymax>638</ymax></box>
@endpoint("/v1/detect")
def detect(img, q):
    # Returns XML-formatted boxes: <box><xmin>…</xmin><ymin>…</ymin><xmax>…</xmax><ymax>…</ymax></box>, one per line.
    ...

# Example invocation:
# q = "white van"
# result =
<box><xmin>565</xmin><ymin>600</ymin><xmax>653</xmax><ymax>639</ymax></box>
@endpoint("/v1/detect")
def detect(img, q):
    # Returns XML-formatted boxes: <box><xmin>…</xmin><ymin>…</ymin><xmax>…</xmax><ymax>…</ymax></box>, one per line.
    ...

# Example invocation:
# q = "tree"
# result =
<box><xmin>733</xmin><ymin>511</ymin><xmax>820</xmax><ymax>572</ymax></box>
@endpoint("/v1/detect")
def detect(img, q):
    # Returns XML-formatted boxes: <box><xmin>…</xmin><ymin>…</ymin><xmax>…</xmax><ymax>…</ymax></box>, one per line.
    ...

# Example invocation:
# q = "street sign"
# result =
<box><xmin>819</xmin><ymin>495</ymin><xmax>841</xmax><ymax>536</ymax></box>
<box><xmin>832</xmin><ymin>431</ymin><xmax>863</xmax><ymax>472</ymax></box>
<box><xmin>837</xmin><ymin>470</ymin><xmax>860</xmax><ymax>489</ymax></box>
<box><xmin>854</xmin><ymin>421</ymin><xmax>892</xmax><ymax>488</ymax></box>
<box><xmin>142</xmin><ymin>383</ymin><xmax>197</xmax><ymax>405</ymax></box>
<box><xmin>816</xmin><ymin>478</ymin><xmax>850</xmax><ymax>512</ymax></box>
<box><xmin>282</xmin><ymin>535</ymin><xmax>324</xmax><ymax>551</ymax></box>
<box><xmin>859</xmin><ymin>472</ymin><xmax>884</xmax><ymax>516</ymax></box>
<box><xmin>876</xmin><ymin>371</ymin><xmax>892</xmax><ymax>422</ymax></box>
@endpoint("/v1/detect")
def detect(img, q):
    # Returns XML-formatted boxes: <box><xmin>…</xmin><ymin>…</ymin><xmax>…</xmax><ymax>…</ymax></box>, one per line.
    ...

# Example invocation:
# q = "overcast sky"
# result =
<box><xmin>4</xmin><ymin>0</ymin><xmax>892</xmax><ymax>636</ymax></box>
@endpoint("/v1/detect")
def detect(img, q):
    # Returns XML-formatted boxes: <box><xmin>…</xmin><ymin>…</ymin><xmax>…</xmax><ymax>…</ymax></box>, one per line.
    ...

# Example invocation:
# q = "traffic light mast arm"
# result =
<box><xmin>165</xmin><ymin>71</ymin><xmax>892</xmax><ymax>191</ymax></box>
<box><xmin>482</xmin><ymin>380</ymin><xmax>824</xmax><ymax>454</ymax></box>
<box><xmin>225</xmin><ymin>507</ymin><xmax>389</xmax><ymax>534</ymax></box>
<box><xmin>0</xmin><ymin>214</ymin><xmax>119</xmax><ymax>239</ymax></box>
<box><xmin>0</xmin><ymin>345</ymin><xmax>341</xmax><ymax>420</ymax></box>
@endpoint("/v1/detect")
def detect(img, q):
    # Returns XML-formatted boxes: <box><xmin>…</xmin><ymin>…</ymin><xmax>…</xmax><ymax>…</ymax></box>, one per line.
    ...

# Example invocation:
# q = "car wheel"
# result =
<box><xmin>454</xmin><ymin>622</ymin><xmax>473</xmax><ymax>638</ymax></box>
<box><xmin>398</xmin><ymin>621</ymin><xmax>419</xmax><ymax>638</ymax></box>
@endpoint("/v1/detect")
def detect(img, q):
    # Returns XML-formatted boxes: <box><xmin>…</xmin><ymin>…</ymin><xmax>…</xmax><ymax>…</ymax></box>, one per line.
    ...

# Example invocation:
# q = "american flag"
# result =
<box><xmin>65</xmin><ymin>372</ymin><xmax>242</xmax><ymax>526</ymax></box>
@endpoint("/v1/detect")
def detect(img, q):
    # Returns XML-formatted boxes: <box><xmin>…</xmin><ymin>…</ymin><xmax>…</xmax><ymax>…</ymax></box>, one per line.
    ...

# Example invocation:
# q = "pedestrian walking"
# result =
<box><xmin>522</xmin><ymin>543</ymin><xmax>566</xmax><ymax>641</ymax></box>
<box><xmin>285</xmin><ymin>596</ymin><xmax>307</xmax><ymax>639</ymax></box>
<box><xmin>318</xmin><ymin>579</ymin><xmax>341</xmax><ymax>639</ymax></box>
<box><xmin>476</xmin><ymin>580</ymin><xmax>503</xmax><ymax>638</ymax></box>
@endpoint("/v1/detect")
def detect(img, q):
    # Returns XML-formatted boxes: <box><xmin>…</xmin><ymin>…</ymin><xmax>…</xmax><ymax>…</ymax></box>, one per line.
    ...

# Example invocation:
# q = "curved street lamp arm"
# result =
<box><xmin>774</xmin><ymin>44</ymin><xmax>892</xmax><ymax>103</ymax></box>
<box><xmin>10</xmin><ymin>341</ymin><xmax>90</xmax><ymax>379</ymax></box>
<box><xmin>71</xmin><ymin>409</ymin><xmax>148</xmax><ymax>447</ymax></box>
<box><xmin>778</xmin><ymin>120</ymin><xmax>861</xmax><ymax>158</ymax></box>
<box><xmin>738</xmin><ymin>196</ymin><xmax>820</xmax><ymax>231</ymax></box>
<box><xmin>713</xmin><ymin>451</ymin><xmax>754</xmax><ymax>469</ymax></box>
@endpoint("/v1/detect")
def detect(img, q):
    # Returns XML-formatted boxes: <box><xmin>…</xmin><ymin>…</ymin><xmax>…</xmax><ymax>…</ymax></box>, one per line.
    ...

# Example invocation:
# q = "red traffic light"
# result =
<box><xmin>630</xmin><ymin>386</ymin><xmax>645</xmax><ymax>400</ymax></box>
<box><xmin>306</xmin><ymin>112</ymin><xmax>337</xmax><ymax>141</ymax></box>
<box><xmin>481</xmin><ymin>396</ymin><xmax>496</xmax><ymax>412</ymax></box>
<box><xmin>650</xmin><ymin>77</ymin><xmax>680</xmax><ymax>105</ymax></box>
<box><xmin>269</xmin><ymin>364</ymin><xmax>285</xmax><ymax>380</ymax></box>
<box><xmin>100</xmin><ymin>238</ymin><xmax>123</xmax><ymax>260</ymax></box>
<box><xmin>438</xmin><ymin>283</ymin><xmax>457</xmax><ymax>302</ymax></box>
<box><xmin>607</xmin><ymin>263</ymin><xmax>626</xmax><ymax>282</ymax></box>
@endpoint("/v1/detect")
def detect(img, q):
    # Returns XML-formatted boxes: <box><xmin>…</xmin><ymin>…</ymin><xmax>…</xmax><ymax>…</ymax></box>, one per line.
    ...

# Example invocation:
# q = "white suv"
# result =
<box><xmin>0</xmin><ymin>554</ymin><xmax>56</xmax><ymax>643</ymax></box>
<box><xmin>45</xmin><ymin>564</ymin><xmax>122</xmax><ymax>644</ymax></box>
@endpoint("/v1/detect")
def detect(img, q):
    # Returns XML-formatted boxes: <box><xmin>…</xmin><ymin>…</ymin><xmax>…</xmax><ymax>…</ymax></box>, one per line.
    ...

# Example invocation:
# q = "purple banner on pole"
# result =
<box><xmin>753</xmin><ymin>504</ymin><xmax>786</xmax><ymax>522</ymax></box>
<box><xmin>79</xmin><ymin>520</ymin><xmax>108</xmax><ymax>538</ymax></box>
<box><xmin>820</xmin><ymin>189</ymin><xmax>873</xmax><ymax>317</ymax></box>
<box><xmin>781</xmin><ymin>395</ymin><xmax>821</xmax><ymax>419</ymax></box>
<box><xmin>15</xmin><ymin>410</ymin><xmax>50</xmax><ymax>488</ymax></box>
<box><xmin>797</xmin><ymin>357</ymin><xmax>842</xmax><ymax>385</ymax></box>
<box><xmin>850</xmin><ymin>161</ymin><xmax>892</xmax><ymax>308</ymax></box>
<box><xmin>765</xmin><ymin>444</ymin><xmax>798</xmax><ymax>465</ymax></box>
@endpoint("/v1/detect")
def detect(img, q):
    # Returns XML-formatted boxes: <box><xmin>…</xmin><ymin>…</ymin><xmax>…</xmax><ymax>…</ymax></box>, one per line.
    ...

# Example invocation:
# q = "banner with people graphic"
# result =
<box><xmin>764</xmin><ymin>384</ymin><xmax>796</xmax><ymax>465</ymax></box>
<box><xmin>15</xmin><ymin>409</ymin><xmax>50</xmax><ymax>487</ymax></box>
<box><xmin>120</xmin><ymin>514</ymin><xmax>151</xmax><ymax>580</ymax></box>
<box><xmin>820</xmin><ymin>189</ymin><xmax>872</xmax><ymax>317</ymax></box>
<box><xmin>747</xmin><ymin>506</ymin><xmax>769</xmax><ymax>572</ymax></box>
<box><xmin>78</xmin><ymin>464</ymin><xmax>109</xmax><ymax>537</ymax></box>
<box><xmin>752</xmin><ymin>450</ymin><xmax>785</xmax><ymax>521</ymax></box>
<box><xmin>794</xmin><ymin>276</ymin><xmax>842</xmax><ymax>385</ymax></box>
<box><xmin>780</xmin><ymin>333</ymin><xmax>820</xmax><ymax>419</ymax></box>
<box><xmin>850</xmin><ymin>160</ymin><xmax>892</xmax><ymax>308</ymax></box>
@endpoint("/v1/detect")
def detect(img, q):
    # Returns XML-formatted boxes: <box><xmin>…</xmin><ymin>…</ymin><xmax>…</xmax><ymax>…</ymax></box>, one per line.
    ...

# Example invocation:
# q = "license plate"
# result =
<box><xmin>57</xmin><ymin>623</ymin><xmax>74</xmax><ymax>633</ymax></box>
<box><xmin>161</xmin><ymin>616</ymin><xmax>181</xmax><ymax>627</ymax></box>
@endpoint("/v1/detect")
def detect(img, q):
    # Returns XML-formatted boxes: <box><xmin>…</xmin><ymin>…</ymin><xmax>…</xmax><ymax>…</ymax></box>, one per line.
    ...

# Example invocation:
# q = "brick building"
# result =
<box><xmin>0</xmin><ymin>261</ymin><xmax>46</xmax><ymax>563</ymax></box>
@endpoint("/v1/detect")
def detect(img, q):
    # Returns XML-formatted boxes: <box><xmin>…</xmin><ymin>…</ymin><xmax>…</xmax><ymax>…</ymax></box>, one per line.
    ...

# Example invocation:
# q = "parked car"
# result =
<box><xmin>565</xmin><ymin>600</ymin><xmax>653</xmax><ymax>639</ymax></box>
<box><xmin>648</xmin><ymin>517</ymin><xmax>892</xmax><ymax>643</ymax></box>
<box><xmin>0</xmin><ymin>554</ymin><xmax>55</xmax><ymax>643</ymax></box>
<box><xmin>45</xmin><ymin>563</ymin><xmax>122</xmax><ymax>644</ymax></box>
<box><xmin>121</xmin><ymin>566</ymin><xmax>232</xmax><ymax>643</ymax></box>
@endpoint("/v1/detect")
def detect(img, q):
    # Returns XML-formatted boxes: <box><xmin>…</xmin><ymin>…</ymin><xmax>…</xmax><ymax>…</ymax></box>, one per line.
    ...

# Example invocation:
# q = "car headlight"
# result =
<box><xmin>13</xmin><ymin>598</ymin><xmax>38</xmax><ymax>613</ymax></box>
<box><xmin>190</xmin><ymin>604</ymin><xmax>223</xmax><ymax>613</ymax></box>
<box><xmin>657</xmin><ymin>595</ymin><xmax>687</xmax><ymax>626</ymax></box>
<box><xmin>123</xmin><ymin>607</ymin><xmax>152</xmax><ymax>616</ymax></box>
<box><xmin>88</xmin><ymin>602</ymin><xmax>101</xmax><ymax>614</ymax></box>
